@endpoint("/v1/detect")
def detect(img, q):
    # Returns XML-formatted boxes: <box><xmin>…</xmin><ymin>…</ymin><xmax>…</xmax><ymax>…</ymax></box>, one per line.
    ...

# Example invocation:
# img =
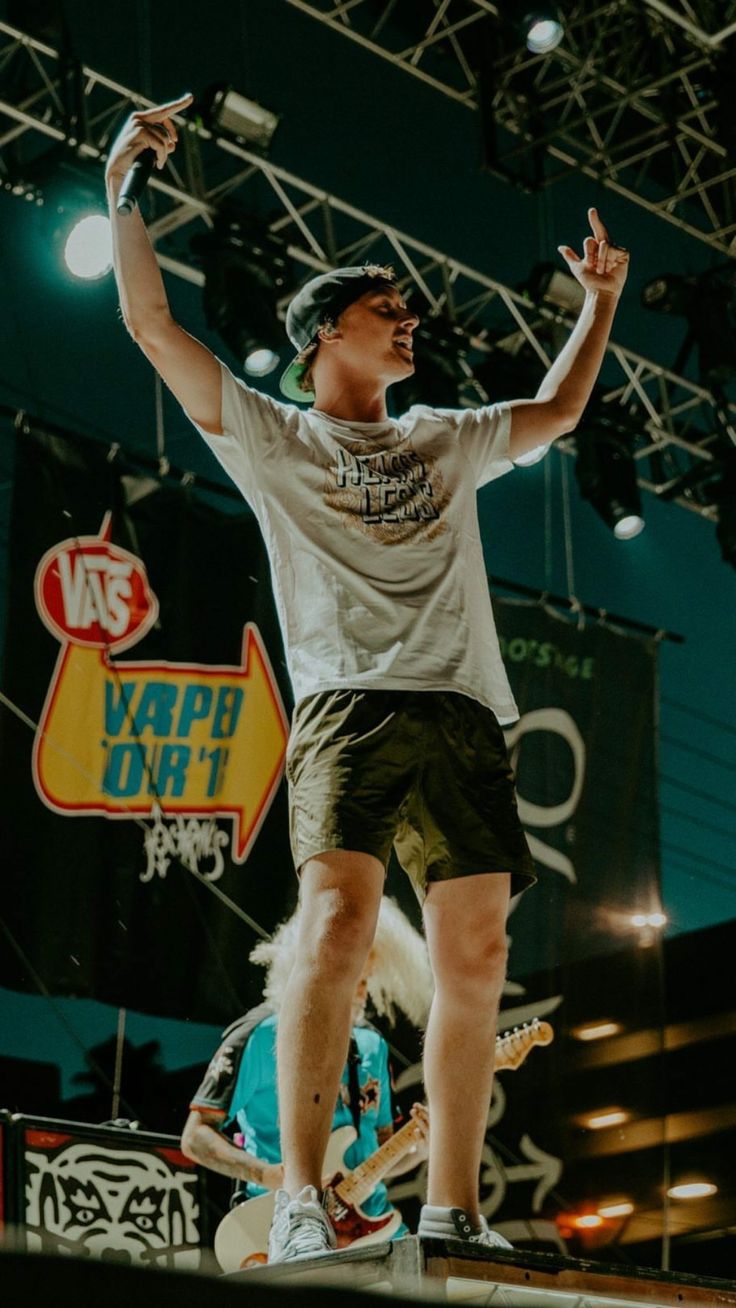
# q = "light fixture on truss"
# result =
<box><xmin>641</xmin><ymin>271</ymin><xmax>736</xmax><ymax>391</ymax></box>
<box><xmin>194</xmin><ymin>83</ymin><xmax>279</xmax><ymax>154</ymax></box>
<box><xmin>500</xmin><ymin>1</ymin><xmax>565</xmax><ymax>54</ymax></box>
<box><xmin>575</xmin><ymin>411</ymin><xmax>645</xmax><ymax>540</ymax></box>
<box><xmin>191</xmin><ymin>207</ymin><xmax>291</xmax><ymax>378</ymax></box>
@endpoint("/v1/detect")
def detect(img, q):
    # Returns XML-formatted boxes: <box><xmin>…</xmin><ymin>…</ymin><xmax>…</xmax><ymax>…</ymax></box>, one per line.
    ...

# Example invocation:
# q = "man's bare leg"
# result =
<box><xmin>277</xmin><ymin>849</ymin><xmax>385</xmax><ymax>1198</ymax></box>
<box><xmin>422</xmin><ymin>872</ymin><xmax>511</xmax><ymax>1222</ymax></box>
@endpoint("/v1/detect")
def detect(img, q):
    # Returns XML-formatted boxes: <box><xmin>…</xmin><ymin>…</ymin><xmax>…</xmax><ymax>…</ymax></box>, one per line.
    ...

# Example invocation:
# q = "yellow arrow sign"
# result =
<box><xmin>33</xmin><ymin>624</ymin><xmax>288</xmax><ymax>861</ymax></box>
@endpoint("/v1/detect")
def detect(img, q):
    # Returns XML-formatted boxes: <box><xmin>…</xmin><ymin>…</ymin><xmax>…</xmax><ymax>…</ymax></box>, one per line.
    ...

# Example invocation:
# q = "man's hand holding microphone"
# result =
<box><xmin>105</xmin><ymin>93</ymin><xmax>193</xmax><ymax>214</ymax></box>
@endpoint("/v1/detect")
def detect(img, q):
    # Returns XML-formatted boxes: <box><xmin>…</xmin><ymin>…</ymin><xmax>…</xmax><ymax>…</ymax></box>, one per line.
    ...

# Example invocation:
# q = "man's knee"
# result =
<box><xmin>450</xmin><ymin>929</ymin><xmax>507</xmax><ymax>983</ymax></box>
<box><xmin>297</xmin><ymin>850</ymin><xmax>384</xmax><ymax>975</ymax></box>
<box><xmin>430</xmin><ymin>918</ymin><xmax>508</xmax><ymax>1003</ymax></box>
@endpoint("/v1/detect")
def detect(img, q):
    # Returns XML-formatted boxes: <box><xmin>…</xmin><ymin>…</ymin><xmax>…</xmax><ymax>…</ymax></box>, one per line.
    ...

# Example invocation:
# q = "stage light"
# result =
<box><xmin>527</xmin><ymin>261</ymin><xmax>585</xmax><ymax>315</ymax></box>
<box><xmin>244</xmin><ymin>347</ymin><xmax>280</xmax><ymax>377</ymax></box>
<box><xmin>668</xmin><ymin>1182</ymin><xmax>717</xmax><ymax>1200</ymax></box>
<box><xmin>63</xmin><ymin>213</ymin><xmax>113</xmax><ymax>280</ymax></box>
<box><xmin>613</xmin><ymin>514</ymin><xmax>644</xmax><ymax>540</ymax></box>
<box><xmin>582</xmin><ymin>1108</ymin><xmax>629</xmax><ymax>1131</ymax></box>
<box><xmin>646</xmin><ymin>911</ymin><xmax>667</xmax><ymax>928</ymax></box>
<box><xmin>2</xmin><ymin>145</ymin><xmax>113</xmax><ymax>281</ymax></box>
<box><xmin>501</xmin><ymin>2</ymin><xmax>564</xmax><ymax>54</ymax></box>
<box><xmin>191</xmin><ymin>209</ymin><xmax>290</xmax><ymax>377</ymax></box>
<box><xmin>195</xmin><ymin>83</ymin><xmax>279</xmax><ymax>153</ymax></box>
<box><xmin>575</xmin><ymin>415</ymin><xmax>645</xmax><ymax>539</ymax></box>
<box><xmin>642</xmin><ymin>271</ymin><xmax>736</xmax><ymax>389</ymax></box>
<box><xmin>630</xmin><ymin>911</ymin><xmax>666</xmax><ymax>929</ymax></box>
<box><xmin>522</xmin><ymin>7</ymin><xmax>564</xmax><ymax>53</ymax></box>
<box><xmin>571</xmin><ymin>1020</ymin><xmax>622</xmax><ymax>1041</ymax></box>
<box><xmin>394</xmin><ymin>311</ymin><xmax>470</xmax><ymax>411</ymax></box>
<box><xmin>573</xmin><ymin>1214</ymin><xmax>604</xmax><ymax>1230</ymax></box>
<box><xmin>598</xmin><ymin>1201</ymin><xmax>634</xmax><ymax>1219</ymax></box>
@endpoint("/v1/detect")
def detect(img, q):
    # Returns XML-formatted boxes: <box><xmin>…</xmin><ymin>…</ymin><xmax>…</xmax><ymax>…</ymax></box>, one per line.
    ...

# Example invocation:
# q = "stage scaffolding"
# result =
<box><xmin>287</xmin><ymin>0</ymin><xmax>736</xmax><ymax>257</ymax></box>
<box><xmin>0</xmin><ymin>16</ymin><xmax>733</xmax><ymax>523</ymax></box>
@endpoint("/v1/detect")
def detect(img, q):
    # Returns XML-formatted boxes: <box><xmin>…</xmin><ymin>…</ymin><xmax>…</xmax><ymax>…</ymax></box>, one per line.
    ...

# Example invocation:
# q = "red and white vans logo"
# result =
<box><xmin>35</xmin><ymin>511</ymin><xmax>158</xmax><ymax>653</ymax></box>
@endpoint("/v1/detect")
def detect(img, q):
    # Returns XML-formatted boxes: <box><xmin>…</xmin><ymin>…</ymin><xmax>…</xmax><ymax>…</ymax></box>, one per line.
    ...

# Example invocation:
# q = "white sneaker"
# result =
<box><xmin>268</xmin><ymin>1186</ymin><xmax>337</xmax><ymax>1264</ymax></box>
<box><xmin>418</xmin><ymin>1204</ymin><xmax>512</xmax><ymax>1249</ymax></box>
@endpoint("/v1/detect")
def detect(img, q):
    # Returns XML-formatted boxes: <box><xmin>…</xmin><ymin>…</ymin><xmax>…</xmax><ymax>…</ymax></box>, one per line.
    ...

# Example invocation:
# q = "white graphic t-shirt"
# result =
<box><xmin>190</xmin><ymin>361</ymin><xmax>520</xmax><ymax>723</ymax></box>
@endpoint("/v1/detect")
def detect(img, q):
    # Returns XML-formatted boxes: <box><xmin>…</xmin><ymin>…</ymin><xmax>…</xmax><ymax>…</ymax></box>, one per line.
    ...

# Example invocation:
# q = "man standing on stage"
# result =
<box><xmin>106</xmin><ymin>94</ymin><xmax>629</xmax><ymax>1264</ymax></box>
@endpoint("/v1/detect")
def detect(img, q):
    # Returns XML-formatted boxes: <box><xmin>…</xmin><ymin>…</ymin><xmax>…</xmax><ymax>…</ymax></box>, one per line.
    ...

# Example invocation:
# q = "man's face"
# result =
<box><xmin>328</xmin><ymin>285</ymin><xmax>420</xmax><ymax>388</ymax></box>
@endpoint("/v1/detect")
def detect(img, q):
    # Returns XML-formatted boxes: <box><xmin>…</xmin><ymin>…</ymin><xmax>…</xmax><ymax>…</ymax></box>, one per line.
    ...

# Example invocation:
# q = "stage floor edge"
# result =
<box><xmin>229</xmin><ymin>1234</ymin><xmax>736</xmax><ymax>1307</ymax></box>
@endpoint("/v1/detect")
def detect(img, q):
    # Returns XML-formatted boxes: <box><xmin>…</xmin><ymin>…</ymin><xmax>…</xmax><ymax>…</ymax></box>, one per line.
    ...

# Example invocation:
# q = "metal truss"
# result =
<box><xmin>0</xmin><ymin>17</ymin><xmax>731</xmax><ymax>522</ymax></box>
<box><xmin>286</xmin><ymin>0</ymin><xmax>736</xmax><ymax>256</ymax></box>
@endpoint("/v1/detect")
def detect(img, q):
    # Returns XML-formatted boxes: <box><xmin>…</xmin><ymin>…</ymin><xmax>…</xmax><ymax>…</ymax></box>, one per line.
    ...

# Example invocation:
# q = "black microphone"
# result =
<box><xmin>116</xmin><ymin>148</ymin><xmax>156</xmax><ymax>216</ymax></box>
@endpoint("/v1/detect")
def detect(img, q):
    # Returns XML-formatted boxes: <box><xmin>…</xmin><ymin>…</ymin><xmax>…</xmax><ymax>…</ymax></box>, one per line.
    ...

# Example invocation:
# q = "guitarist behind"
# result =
<box><xmin>181</xmin><ymin>897</ymin><xmax>432</xmax><ymax>1238</ymax></box>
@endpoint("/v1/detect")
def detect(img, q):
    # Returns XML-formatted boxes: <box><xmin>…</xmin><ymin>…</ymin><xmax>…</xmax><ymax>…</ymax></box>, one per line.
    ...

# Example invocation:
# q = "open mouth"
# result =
<box><xmin>394</xmin><ymin>338</ymin><xmax>413</xmax><ymax>358</ymax></box>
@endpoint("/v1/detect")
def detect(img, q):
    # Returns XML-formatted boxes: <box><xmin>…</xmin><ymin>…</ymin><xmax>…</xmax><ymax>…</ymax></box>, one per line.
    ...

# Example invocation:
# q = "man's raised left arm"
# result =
<box><xmin>506</xmin><ymin>207</ymin><xmax>629</xmax><ymax>461</ymax></box>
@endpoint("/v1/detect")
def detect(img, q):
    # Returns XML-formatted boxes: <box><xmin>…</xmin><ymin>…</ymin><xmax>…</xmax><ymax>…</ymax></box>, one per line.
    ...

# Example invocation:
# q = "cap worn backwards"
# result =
<box><xmin>279</xmin><ymin>264</ymin><xmax>397</xmax><ymax>403</ymax></box>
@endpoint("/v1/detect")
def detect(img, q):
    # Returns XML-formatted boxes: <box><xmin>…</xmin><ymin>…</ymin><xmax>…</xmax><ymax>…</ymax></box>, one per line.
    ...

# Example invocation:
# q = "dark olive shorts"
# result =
<box><xmin>286</xmin><ymin>689</ymin><xmax>537</xmax><ymax>901</ymax></box>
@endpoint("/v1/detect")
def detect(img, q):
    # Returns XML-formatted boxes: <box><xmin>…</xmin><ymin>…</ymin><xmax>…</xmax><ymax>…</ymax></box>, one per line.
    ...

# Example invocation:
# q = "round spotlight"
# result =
<box><xmin>245</xmin><ymin>346</ymin><xmax>280</xmax><ymax>377</ymax></box>
<box><xmin>613</xmin><ymin>513</ymin><xmax>645</xmax><ymax>540</ymax></box>
<box><xmin>573</xmin><ymin>1214</ymin><xmax>604</xmax><ymax>1230</ymax></box>
<box><xmin>646</xmin><ymin>911</ymin><xmax>667</xmax><ymax>928</ymax></box>
<box><xmin>583</xmin><ymin>1108</ymin><xmax>629</xmax><ymax>1131</ymax></box>
<box><xmin>668</xmin><ymin>1182</ymin><xmax>717</xmax><ymax>1200</ymax></box>
<box><xmin>575</xmin><ymin>419</ymin><xmax>644</xmax><ymax>538</ymax></box>
<box><xmin>598</xmin><ymin>1201</ymin><xmax>634</xmax><ymax>1219</ymax></box>
<box><xmin>64</xmin><ymin>213</ymin><xmax>113</xmax><ymax>280</ymax></box>
<box><xmin>630</xmin><ymin>910</ymin><xmax>667</xmax><ymax>929</ymax></box>
<box><xmin>525</xmin><ymin>11</ymin><xmax>564</xmax><ymax>54</ymax></box>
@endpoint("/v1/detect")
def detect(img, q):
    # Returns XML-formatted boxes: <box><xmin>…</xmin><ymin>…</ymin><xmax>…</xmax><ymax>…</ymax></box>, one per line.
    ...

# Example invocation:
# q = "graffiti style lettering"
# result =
<box><xmin>325</xmin><ymin>441</ymin><xmax>449</xmax><ymax>542</ymax></box>
<box><xmin>141</xmin><ymin>812</ymin><xmax>229</xmax><ymax>882</ymax></box>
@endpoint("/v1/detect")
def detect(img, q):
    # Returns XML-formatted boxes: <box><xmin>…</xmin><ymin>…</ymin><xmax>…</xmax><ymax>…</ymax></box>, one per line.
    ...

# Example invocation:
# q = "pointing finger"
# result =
<box><xmin>588</xmin><ymin>205</ymin><xmax>609</xmax><ymax>243</ymax></box>
<box><xmin>133</xmin><ymin>93</ymin><xmax>193</xmax><ymax>124</ymax></box>
<box><xmin>596</xmin><ymin>239</ymin><xmax>608</xmax><ymax>275</ymax></box>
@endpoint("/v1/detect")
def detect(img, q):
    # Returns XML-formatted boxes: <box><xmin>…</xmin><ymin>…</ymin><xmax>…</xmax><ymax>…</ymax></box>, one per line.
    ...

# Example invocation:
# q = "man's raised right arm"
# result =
<box><xmin>105</xmin><ymin>94</ymin><xmax>223</xmax><ymax>436</ymax></box>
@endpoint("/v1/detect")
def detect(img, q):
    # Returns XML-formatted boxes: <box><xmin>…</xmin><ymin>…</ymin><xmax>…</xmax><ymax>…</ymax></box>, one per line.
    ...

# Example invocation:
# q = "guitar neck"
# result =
<box><xmin>333</xmin><ymin>1019</ymin><xmax>554</xmax><ymax>1207</ymax></box>
<box><xmin>334</xmin><ymin>1117</ymin><xmax>422</xmax><ymax>1207</ymax></box>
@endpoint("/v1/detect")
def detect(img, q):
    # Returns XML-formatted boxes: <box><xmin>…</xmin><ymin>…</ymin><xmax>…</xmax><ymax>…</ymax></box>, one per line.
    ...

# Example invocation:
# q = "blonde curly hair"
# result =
<box><xmin>250</xmin><ymin>896</ymin><xmax>433</xmax><ymax>1029</ymax></box>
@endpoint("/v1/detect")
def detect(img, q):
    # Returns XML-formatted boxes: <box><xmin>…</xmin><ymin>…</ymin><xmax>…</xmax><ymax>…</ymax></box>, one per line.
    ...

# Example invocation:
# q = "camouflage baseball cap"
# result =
<box><xmin>279</xmin><ymin>263</ymin><xmax>397</xmax><ymax>402</ymax></box>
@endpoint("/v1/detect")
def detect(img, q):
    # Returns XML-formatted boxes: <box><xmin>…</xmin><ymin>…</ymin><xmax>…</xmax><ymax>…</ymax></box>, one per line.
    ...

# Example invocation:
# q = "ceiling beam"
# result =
<box><xmin>0</xmin><ymin>17</ymin><xmax>731</xmax><ymax>522</ymax></box>
<box><xmin>286</xmin><ymin>0</ymin><xmax>736</xmax><ymax>257</ymax></box>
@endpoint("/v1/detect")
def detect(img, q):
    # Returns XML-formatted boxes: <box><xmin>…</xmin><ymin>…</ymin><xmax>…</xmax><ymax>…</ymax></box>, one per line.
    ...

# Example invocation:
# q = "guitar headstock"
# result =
<box><xmin>495</xmin><ymin>1017</ymin><xmax>554</xmax><ymax>1071</ymax></box>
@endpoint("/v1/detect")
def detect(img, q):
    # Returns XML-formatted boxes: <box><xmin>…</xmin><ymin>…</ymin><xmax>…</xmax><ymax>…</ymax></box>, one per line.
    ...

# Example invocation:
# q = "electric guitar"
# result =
<box><xmin>214</xmin><ymin>1018</ymin><xmax>553</xmax><ymax>1272</ymax></box>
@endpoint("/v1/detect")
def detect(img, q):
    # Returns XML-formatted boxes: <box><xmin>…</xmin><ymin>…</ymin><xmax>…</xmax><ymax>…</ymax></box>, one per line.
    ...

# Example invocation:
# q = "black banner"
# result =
<box><xmin>495</xmin><ymin>598</ymin><xmax>660</xmax><ymax>977</ymax></box>
<box><xmin>0</xmin><ymin>425</ymin><xmax>296</xmax><ymax>1023</ymax></box>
